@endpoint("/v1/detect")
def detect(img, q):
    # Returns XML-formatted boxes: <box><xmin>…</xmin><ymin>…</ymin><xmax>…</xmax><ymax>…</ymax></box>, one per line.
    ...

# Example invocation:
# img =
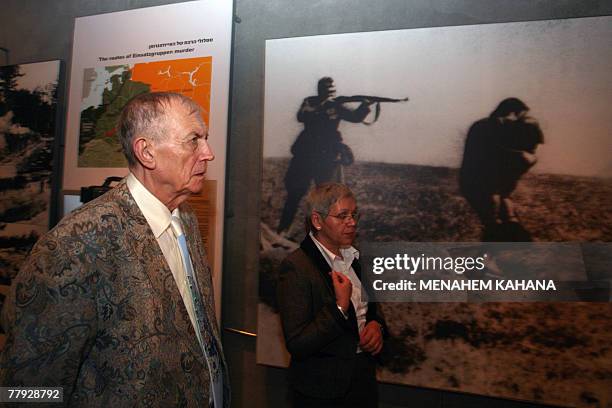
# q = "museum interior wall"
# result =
<box><xmin>1</xmin><ymin>1</ymin><xmax>610</xmax><ymax>407</ymax></box>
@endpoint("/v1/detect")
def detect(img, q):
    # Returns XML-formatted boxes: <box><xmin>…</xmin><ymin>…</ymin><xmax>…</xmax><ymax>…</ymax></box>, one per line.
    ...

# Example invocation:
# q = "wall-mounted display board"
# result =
<box><xmin>257</xmin><ymin>16</ymin><xmax>612</xmax><ymax>407</ymax></box>
<box><xmin>63</xmin><ymin>0</ymin><xmax>233</xmax><ymax>317</ymax></box>
<box><xmin>0</xmin><ymin>60</ymin><xmax>62</xmax><ymax>346</ymax></box>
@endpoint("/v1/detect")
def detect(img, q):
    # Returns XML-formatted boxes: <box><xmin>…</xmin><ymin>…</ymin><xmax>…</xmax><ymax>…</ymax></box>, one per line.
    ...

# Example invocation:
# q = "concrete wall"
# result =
<box><xmin>1</xmin><ymin>1</ymin><xmax>610</xmax><ymax>407</ymax></box>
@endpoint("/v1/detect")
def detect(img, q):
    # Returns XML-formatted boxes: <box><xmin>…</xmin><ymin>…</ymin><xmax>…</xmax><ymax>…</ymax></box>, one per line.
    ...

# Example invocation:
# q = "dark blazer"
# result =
<box><xmin>0</xmin><ymin>180</ymin><xmax>230</xmax><ymax>407</ymax></box>
<box><xmin>276</xmin><ymin>234</ymin><xmax>385</xmax><ymax>399</ymax></box>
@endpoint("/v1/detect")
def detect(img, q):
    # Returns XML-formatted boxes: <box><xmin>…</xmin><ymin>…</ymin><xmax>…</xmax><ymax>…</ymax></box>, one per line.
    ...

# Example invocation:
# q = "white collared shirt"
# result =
<box><xmin>309</xmin><ymin>232</ymin><xmax>368</xmax><ymax>345</ymax></box>
<box><xmin>126</xmin><ymin>173</ymin><xmax>199</xmax><ymax>336</ymax></box>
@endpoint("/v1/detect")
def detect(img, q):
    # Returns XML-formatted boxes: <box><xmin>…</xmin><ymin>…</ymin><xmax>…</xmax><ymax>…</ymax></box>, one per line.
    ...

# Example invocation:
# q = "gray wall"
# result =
<box><xmin>2</xmin><ymin>1</ymin><xmax>611</xmax><ymax>407</ymax></box>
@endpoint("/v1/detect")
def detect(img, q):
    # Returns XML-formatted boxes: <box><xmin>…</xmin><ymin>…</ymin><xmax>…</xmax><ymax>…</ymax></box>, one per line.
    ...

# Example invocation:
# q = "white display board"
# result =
<box><xmin>64</xmin><ymin>0</ymin><xmax>233</xmax><ymax>318</ymax></box>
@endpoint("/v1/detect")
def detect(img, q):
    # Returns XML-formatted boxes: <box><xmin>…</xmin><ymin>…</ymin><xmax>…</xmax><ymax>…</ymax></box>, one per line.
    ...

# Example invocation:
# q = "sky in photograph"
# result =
<box><xmin>264</xmin><ymin>16</ymin><xmax>612</xmax><ymax>178</ymax></box>
<box><xmin>15</xmin><ymin>60</ymin><xmax>59</xmax><ymax>93</ymax></box>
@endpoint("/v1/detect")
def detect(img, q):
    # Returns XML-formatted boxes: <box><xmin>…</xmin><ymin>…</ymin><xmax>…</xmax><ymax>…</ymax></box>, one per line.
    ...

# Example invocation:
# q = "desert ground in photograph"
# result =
<box><xmin>259</xmin><ymin>158</ymin><xmax>612</xmax><ymax>407</ymax></box>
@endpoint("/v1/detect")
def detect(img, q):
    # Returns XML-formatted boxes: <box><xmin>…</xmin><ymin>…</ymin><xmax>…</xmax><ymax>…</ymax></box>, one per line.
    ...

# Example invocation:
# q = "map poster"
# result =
<box><xmin>64</xmin><ymin>1</ymin><xmax>232</xmax><ymax>317</ymax></box>
<box><xmin>78</xmin><ymin>57</ymin><xmax>212</xmax><ymax>167</ymax></box>
<box><xmin>187</xmin><ymin>180</ymin><xmax>217</xmax><ymax>273</ymax></box>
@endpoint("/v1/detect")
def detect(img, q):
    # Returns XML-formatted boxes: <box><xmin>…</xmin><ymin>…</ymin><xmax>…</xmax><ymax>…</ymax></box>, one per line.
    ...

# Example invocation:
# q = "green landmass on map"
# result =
<box><xmin>105</xmin><ymin>65</ymin><xmax>124</xmax><ymax>74</ymax></box>
<box><xmin>78</xmin><ymin>68</ymin><xmax>150</xmax><ymax>167</ymax></box>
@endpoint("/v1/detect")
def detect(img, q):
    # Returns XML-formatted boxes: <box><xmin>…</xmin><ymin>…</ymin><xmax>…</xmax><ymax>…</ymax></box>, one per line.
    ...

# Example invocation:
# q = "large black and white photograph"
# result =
<box><xmin>0</xmin><ymin>60</ymin><xmax>60</xmax><ymax>297</ymax></box>
<box><xmin>258</xmin><ymin>17</ymin><xmax>611</xmax><ymax>407</ymax></box>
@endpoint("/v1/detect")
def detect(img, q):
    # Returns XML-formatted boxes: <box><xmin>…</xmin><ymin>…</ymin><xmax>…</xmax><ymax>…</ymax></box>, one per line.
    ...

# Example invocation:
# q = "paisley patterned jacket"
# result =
<box><xmin>0</xmin><ymin>180</ymin><xmax>230</xmax><ymax>407</ymax></box>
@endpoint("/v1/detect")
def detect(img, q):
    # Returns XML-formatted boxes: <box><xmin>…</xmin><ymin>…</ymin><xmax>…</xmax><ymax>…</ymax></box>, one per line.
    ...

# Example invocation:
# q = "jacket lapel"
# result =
<box><xmin>300</xmin><ymin>235</ymin><xmax>335</xmax><ymax>297</ymax></box>
<box><xmin>300</xmin><ymin>234</ymin><xmax>360</xmax><ymax>337</ymax></box>
<box><xmin>116</xmin><ymin>182</ymin><xmax>206</xmax><ymax>366</ymax></box>
<box><xmin>352</xmin><ymin>259</ymin><xmax>361</xmax><ymax>279</ymax></box>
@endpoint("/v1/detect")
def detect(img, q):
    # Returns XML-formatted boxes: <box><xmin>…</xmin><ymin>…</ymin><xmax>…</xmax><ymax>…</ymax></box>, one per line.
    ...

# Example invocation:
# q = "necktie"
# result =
<box><xmin>170</xmin><ymin>213</ymin><xmax>223</xmax><ymax>408</ymax></box>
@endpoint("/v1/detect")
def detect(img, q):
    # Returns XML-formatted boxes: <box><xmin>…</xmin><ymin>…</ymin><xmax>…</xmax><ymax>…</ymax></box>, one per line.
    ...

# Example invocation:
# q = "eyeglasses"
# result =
<box><xmin>318</xmin><ymin>211</ymin><xmax>360</xmax><ymax>223</ymax></box>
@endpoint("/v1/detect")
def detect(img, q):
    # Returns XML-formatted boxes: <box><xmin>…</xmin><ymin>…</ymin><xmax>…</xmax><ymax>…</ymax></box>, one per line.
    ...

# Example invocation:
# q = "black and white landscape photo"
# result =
<box><xmin>0</xmin><ymin>60</ymin><xmax>60</xmax><ymax>292</ymax></box>
<box><xmin>258</xmin><ymin>17</ymin><xmax>611</xmax><ymax>407</ymax></box>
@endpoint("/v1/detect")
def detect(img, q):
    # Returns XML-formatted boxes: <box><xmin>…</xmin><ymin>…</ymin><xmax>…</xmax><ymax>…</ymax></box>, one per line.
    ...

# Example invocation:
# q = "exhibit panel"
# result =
<box><xmin>0</xmin><ymin>60</ymin><xmax>62</xmax><ymax>347</ymax></box>
<box><xmin>257</xmin><ymin>17</ymin><xmax>612</xmax><ymax>407</ymax></box>
<box><xmin>62</xmin><ymin>0</ymin><xmax>233</xmax><ymax>316</ymax></box>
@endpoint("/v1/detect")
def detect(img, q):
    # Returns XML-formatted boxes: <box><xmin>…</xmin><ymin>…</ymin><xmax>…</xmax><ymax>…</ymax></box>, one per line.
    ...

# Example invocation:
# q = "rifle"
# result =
<box><xmin>333</xmin><ymin>95</ymin><xmax>409</xmax><ymax>125</ymax></box>
<box><xmin>334</xmin><ymin>95</ymin><xmax>409</xmax><ymax>104</ymax></box>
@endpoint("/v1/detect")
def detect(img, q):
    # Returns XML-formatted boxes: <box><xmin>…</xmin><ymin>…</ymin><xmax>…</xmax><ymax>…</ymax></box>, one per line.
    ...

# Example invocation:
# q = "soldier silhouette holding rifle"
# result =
<box><xmin>277</xmin><ymin>76</ymin><xmax>408</xmax><ymax>235</ymax></box>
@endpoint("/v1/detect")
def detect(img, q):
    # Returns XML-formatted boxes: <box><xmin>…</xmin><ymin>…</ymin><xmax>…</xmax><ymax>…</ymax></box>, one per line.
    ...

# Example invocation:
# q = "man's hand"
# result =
<box><xmin>331</xmin><ymin>271</ymin><xmax>352</xmax><ymax>313</ymax></box>
<box><xmin>359</xmin><ymin>321</ymin><xmax>383</xmax><ymax>355</ymax></box>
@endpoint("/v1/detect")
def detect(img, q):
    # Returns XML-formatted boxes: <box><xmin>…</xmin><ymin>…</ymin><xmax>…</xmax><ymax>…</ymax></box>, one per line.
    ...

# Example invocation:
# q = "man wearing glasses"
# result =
<box><xmin>277</xmin><ymin>182</ymin><xmax>386</xmax><ymax>408</ymax></box>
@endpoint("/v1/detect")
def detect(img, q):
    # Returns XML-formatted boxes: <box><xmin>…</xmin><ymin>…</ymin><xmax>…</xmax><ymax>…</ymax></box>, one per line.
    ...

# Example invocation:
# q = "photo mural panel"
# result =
<box><xmin>0</xmin><ymin>60</ymin><xmax>61</xmax><ymax>341</ymax></box>
<box><xmin>257</xmin><ymin>17</ymin><xmax>612</xmax><ymax>407</ymax></box>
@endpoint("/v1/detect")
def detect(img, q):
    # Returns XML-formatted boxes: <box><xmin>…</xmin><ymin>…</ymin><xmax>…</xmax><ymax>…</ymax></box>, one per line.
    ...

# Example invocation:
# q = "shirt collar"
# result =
<box><xmin>309</xmin><ymin>231</ymin><xmax>359</xmax><ymax>270</ymax></box>
<box><xmin>127</xmin><ymin>172</ymin><xmax>178</xmax><ymax>238</ymax></box>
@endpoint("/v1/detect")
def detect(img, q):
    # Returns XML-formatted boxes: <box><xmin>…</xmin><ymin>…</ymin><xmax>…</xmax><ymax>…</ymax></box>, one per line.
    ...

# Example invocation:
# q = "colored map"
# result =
<box><xmin>78</xmin><ymin>56</ymin><xmax>212</xmax><ymax>167</ymax></box>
